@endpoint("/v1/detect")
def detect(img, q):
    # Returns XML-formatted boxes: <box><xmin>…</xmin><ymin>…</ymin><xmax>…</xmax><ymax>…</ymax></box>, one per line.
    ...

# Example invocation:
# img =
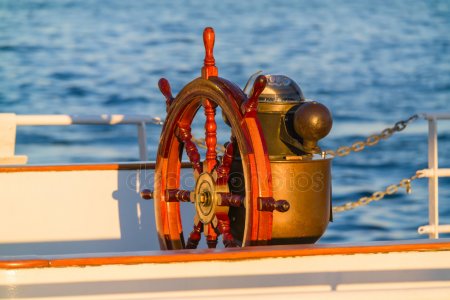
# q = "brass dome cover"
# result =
<box><xmin>258</xmin><ymin>74</ymin><xmax>305</xmax><ymax>103</ymax></box>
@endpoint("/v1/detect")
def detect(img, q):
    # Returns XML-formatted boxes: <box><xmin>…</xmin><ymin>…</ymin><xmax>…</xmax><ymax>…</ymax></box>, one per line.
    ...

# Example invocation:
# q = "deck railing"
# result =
<box><xmin>0</xmin><ymin>113</ymin><xmax>163</xmax><ymax>163</ymax></box>
<box><xmin>417</xmin><ymin>113</ymin><xmax>450</xmax><ymax>239</ymax></box>
<box><xmin>1</xmin><ymin>112</ymin><xmax>449</xmax><ymax>239</ymax></box>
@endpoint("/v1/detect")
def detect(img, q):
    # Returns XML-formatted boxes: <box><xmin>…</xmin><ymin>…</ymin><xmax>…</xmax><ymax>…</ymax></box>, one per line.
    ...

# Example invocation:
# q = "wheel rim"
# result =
<box><xmin>154</xmin><ymin>77</ymin><xmax>274</xmax><ymax>250</ymax></box>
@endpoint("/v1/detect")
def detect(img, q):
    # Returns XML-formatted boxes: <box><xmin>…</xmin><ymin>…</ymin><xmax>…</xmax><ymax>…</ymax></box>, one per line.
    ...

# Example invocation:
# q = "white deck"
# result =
<box><xmin>1</xmin><ymin>242</ymin><xmax>450</xmax><ymax>299</ymax></box>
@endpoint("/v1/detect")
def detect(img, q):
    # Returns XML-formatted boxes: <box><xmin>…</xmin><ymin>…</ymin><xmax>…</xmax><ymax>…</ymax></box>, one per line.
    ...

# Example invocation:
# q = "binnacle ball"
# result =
<box><xmin>293</xmin><ymin>101</ymin><xmax>332</xmax><ymax>151</ymax></box>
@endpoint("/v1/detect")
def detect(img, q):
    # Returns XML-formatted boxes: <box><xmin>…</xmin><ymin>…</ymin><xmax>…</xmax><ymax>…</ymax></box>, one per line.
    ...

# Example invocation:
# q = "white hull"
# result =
<box><xmin>1</xmin><ymin>163</ymin><xmax>450</xmax><ymax>299</ymax></box>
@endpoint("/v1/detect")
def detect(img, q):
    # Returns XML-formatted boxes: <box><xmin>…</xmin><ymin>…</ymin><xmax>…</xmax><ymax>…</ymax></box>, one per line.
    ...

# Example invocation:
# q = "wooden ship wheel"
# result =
<box><xmin>151</xmin><ymin>28</ymin><xmax>289</xmax><ymax>250</ymax></box>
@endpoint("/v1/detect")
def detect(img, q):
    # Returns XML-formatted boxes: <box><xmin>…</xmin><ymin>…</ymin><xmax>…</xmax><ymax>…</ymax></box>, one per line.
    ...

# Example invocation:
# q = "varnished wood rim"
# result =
<box><xmin>0</xmin><ymin>162</ymin><xmax>192</xmax><ymax>173</ymax></box>
<box><xmin>1</xmin><ymin>239</ymin><xmax>449</xmax><ymax>269</ymax></box>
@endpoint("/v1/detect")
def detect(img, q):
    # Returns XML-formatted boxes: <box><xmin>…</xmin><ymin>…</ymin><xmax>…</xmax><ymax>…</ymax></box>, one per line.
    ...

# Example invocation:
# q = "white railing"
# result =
<box><xmin>0</xmin><ymin>113</ymin><xmax>163</xmax><ymax>163</ymax></box>
<box><xmin>1</xmin><ymin>112</ymin><xmax>449</xmax><ymax>239</ymax></box>
<box><xmin>417</xmin><ymin>113</ymin><xmax>450</xmax><ymax>239</ymax></box>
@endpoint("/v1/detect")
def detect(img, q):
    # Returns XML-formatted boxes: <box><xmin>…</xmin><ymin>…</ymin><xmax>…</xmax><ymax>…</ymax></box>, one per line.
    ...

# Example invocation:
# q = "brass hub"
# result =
<box><xmin>194</xmin><ymin>172</ymin><xmax>217</xmax><ymax>224</ymax></box>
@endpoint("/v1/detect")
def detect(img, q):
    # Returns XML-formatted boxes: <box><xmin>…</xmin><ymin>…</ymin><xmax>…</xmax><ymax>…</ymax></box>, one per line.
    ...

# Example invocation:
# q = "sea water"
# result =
<box><xmin>1</xmin><ymin>0</ymin><xmax>449</xmax><ymax>244</ymax></box>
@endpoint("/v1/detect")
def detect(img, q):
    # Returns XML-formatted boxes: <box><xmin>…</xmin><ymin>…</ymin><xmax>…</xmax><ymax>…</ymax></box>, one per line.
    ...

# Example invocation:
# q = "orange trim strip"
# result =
<box><xmin>1</xmin><ymin>239</ymin><xmax>449</xmax><ymax>269</ymax></box>
<box><xmin>0</xmin><ymin>162</ymin><xmax>192</xmax><ymax>173</ymax></box>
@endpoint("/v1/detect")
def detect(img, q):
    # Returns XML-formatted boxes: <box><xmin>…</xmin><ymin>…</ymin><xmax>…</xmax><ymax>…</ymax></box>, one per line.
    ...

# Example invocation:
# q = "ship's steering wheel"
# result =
<box><xmin>152</xmin><ymin>28</ymin><xmax>288</xmax><ymax>250</ymax></box>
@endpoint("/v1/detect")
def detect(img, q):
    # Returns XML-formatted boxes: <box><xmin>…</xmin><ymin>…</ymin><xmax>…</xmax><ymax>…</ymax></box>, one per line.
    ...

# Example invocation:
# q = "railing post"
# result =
<box><xmin>0</xmin><ymin>113</ymin><xmax>27</xmax><ymax>165</ymax></box>
<box><xmin>428</xmin><ymin>116</ymin><xmax>439</xmax><ymax>239</ymax></box>
<box><xmin>137</xmin><ymin>122</ymin><xmax>148</xmax><ymax>161</ymax></box>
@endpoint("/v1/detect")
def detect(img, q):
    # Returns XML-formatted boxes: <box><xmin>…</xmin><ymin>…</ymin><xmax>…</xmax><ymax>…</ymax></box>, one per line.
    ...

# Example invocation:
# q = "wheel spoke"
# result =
<box><xmin>186</xmin><ymin>217</ymin><xmax>203</xmax><ymax>249</ymax></box>
<box><xmin>166</xmin><ymin>189</ymin><xmax>194</xmax><ymax>202</ymax></box>
<box><xmin>176</xmin><ymin>125</ymin><xmax>203</xmax><ymax>176</ymax></box>
<box><xmin>216</xmin><ymin>213</ymin><xmax>238</xmax><ymax>248</ymax></box>
<box><xmin>205</xmin><ymin>223</ymin><xmax>218</xmax><ymax>248</ymax></box>
<box><xmin>203</xmin><ymin>99</ymin><xmax>217</xmax><ymax>172</ymax></box>
<box><xmin>216</xmin><ymin>140</ymin><xmax>234</xmax><ymax>186</ymax></box>
<box><xmin>217</xmin><ymin>192</ymin><xmax>244</xmax><ymax>207</ymax></box>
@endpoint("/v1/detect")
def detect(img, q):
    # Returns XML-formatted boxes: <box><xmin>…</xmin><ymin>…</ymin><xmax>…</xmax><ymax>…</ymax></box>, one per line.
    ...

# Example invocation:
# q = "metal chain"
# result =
<box><xmin>332</xmin><ymin>173</ymin><xmax>420</xmax><ymax>213</ymax></box>
<box><xmin>325</xmin><ymin>114</ymin><xmax>423</xmax><ymax>212</ymax></box>
<box><xmin>158</xmin><ymin>114</ymin><xmax>421</xmax><ymax>158</ymax></box>
<box><xmin>153</xmin><ymin>113</ymin><xmax>424</xmax><ymax>213</ymax></box>
<box><xmin>325</xmin><ymin>114</ymin><xmax>420</xmax><ymax>157</ymax></box>
<box><xmin>153</xmin><ymin>114</ymin><xmax>421</xmax><ymax>155</ymax></box>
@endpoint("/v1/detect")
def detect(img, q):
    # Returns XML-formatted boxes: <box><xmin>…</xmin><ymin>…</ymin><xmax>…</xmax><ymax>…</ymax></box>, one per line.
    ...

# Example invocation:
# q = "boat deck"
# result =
<box><xmin>1</xmin><ymin>239</ymin><xmax>450</xmax><ymax>269</ymax></box>
<box><xmin>1</xmin><ymin>240</ymin><xmax>450</xmax><ymax>299</ymax></box>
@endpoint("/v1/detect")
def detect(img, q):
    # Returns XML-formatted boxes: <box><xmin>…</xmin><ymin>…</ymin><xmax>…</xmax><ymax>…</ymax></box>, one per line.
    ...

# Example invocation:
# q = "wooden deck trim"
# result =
<box><xmin>1</xmin><ymin>239</ymin><xmax>449</xmax><ymax>269</ymax></box>
<box><xmin>0</xmin><ymin>162</ymin><xmax>192</xmax><ymax>172</ymax></box>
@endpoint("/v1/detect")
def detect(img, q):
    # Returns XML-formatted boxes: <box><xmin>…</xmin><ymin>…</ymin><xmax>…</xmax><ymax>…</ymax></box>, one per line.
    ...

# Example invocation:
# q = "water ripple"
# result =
<box><xmin>1</xmin><ymin>0</ymin><xmax>449</xmax><ymax>245</ymax></box>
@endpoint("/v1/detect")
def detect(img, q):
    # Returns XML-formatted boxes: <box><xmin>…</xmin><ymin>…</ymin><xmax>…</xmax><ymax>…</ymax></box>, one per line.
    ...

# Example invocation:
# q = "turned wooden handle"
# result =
<box><xmin>258</xmin><ymin>197</ymin><xmax>290</xmax><ymax>212</ymax></box>
<box><xmin>203</xmin><ymin>27</ymin><xmax>215</xmax><ymax>66</ymax></box>
<box><xmin>158</xmin><ymin>78</ymin><xmax>174</xmax><ymax>109</ymax></box>
<box><xmin>140</xmin><ymin>189</ymin><xmax>153</xmax><ymax>200</ymax></box>
<box><xmin>242</xmin><ymin>75</ymin><xmax>267</xmax><ymax>114</ymax></box>
<box><xmin>201</xmin><ymin>27</ymin><xmax>218</xmax><ymax>78</ymax></box>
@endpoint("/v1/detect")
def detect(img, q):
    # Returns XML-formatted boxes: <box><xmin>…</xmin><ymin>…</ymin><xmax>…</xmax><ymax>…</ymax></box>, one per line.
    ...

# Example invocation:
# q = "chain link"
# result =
<box><xmin>332</xmin><ymin>173</ymin><xmax>420</xmax><ymax>213</ymax></box>
<box><xmin>325</xmin><ymin>114</ymin><xmax>420</xmax><ymax>158</ymax></box>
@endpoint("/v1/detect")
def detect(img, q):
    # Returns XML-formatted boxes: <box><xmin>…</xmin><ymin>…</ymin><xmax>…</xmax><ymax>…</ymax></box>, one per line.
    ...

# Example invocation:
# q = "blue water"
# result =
<box><xmin>1</xmin><ymin>0</ymin><xmax>449</xmax><ymax>244</ymax></box>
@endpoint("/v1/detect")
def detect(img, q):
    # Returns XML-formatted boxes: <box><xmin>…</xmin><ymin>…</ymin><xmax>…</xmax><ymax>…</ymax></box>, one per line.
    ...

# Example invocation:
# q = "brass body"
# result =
<box><xmin>269</xmin><ymin>158</ymin><xmax>331</xmax><ymax>244</ymax></box>
<box><xmin>257</xmin><ymin>102</ymin><xmax>332</xmax><ymax>244</ymax></box>
<box><xmin>257</xmin><ymin>102</ymin><xmax>303</xmax><ymax>156</ymax></box>
<box><xmin>229</xmin><ymin>75</ymin><xmax>333</xmax><ymax>245</ymax></box>
<box><xmin>228</xmin><ymin>155</ymin><xmax>332</xmax><ymax>245</ymax></box>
